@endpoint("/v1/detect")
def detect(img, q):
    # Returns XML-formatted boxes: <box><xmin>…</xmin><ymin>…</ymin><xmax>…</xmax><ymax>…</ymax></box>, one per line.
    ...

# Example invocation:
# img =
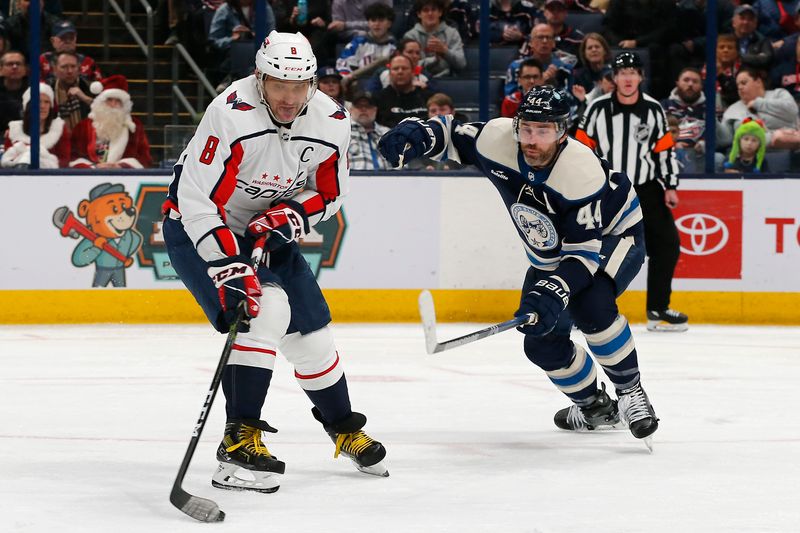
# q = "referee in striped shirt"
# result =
<box><xmin>575</xmin><ymin>51</ymin><xmax>688</xmax><ymax>332</ymax></box>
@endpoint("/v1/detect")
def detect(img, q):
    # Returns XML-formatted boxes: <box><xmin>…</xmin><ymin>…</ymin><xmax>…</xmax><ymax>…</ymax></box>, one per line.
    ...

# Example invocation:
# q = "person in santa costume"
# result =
<box><xmin>2</xmin><ymin>82</ymin><xmax>70</xmax><ymax>168</ymax></box>
<box><xmin>70</xmin><ymin>74</ymin><xmax>152</xmax><ymax>168</ymax></box>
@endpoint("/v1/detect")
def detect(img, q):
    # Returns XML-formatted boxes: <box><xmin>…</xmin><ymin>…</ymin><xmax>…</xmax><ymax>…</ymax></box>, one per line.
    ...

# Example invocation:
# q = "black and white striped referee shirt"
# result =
<box><xmin>575</xmin><ymin>92</ymin><xmax>679</xmax><ymax>189</ymax></box>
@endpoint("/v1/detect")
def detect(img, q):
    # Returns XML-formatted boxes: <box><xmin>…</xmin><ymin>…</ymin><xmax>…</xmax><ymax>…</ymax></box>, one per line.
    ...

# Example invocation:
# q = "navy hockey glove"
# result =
<box><xmin>378</xmin><ymin>117</ymin><xmax>433</xmax><ymax>168</ymax></box>
<box><xmin>247</xmin><ymin>200</ymin><xmax>310</xmax><ymax>252</ymax></box>
<box><xmin>515</xmin><ymin>277</ymin><xmax>570</xmax><ymax>336</ymax></box>
<box><xmin>207</xmin><ymin>255</ymin><xmax>262</xmax><ymax>332</ymax></box>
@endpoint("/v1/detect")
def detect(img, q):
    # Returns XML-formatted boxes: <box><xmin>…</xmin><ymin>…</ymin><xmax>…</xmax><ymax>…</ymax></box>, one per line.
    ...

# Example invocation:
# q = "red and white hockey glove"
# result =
<box><xmin>247</xmin><ymin>200</ymin><xmax>309</xmax><ymax>252</ymax></box>
<box><xmin>207</xmin><ymin>255</ymin><xmax>262</xmax><ymax>331</ymax></box>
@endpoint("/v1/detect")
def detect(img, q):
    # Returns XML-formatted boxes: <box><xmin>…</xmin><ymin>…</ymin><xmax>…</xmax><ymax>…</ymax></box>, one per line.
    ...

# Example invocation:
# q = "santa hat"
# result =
<box><xmin>90</xmin><ymin>74</ymin><xmax>132</xmax><ymax>110</ymax></box>
<box><xmin>22</xmin><ymin>83</ymin><xmax>56</xmax><ymax>110</ymax></box>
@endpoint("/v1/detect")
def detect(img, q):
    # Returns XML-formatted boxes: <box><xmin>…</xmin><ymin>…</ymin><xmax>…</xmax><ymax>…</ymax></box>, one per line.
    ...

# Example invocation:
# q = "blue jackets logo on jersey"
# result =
<box><xmin>226</xmin><ymin>91</ymin><xmax>255</xmax><ymax>111</ymax></box>
<box><xmin>511</xmin><ymin>203</ymin><xmax>558</xmax><ymax>250</ymax></box>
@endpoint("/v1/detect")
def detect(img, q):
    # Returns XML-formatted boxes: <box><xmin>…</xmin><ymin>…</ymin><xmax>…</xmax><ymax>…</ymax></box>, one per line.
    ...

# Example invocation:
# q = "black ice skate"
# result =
<box><xmin>212</xmin><ymin>419</ymin><xmax>285</xmax><ymax>493</ymax></box>
<box><xmin>617</xmin><ymin>382</ymin><xmax>659</xmax><ymax>452</ymax></box>
<box><xmin>554</xmin><ymin>383</ymin><xmax>621</xmax><ymax>432</ymax></box>
<box><xmin>646</xmin><ymin>308</ymin><xmax>689</xmax><ymax>332</ymax></box>
<box><xmin>311</xmin><ymin>407</ymin><xmax>389</xmax><ymax>477</ymax></box>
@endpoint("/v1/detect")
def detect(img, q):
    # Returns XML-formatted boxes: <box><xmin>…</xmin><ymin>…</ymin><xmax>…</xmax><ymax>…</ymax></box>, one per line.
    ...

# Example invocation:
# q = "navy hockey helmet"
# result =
<box><xmin>513</xmin><ymin>85</ymin><xmax>571</xmax><ymax>141</ymax></box>
<box><xmin>612</xmin><ymin>51</ymin><xmax>644</xmax><ymax>74</ymax></box>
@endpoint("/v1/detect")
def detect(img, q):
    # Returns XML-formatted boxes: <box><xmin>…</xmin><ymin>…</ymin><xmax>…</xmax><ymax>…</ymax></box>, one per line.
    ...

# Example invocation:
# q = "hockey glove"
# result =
<box><xmin>247</xmin><ymin>200</ymin><xmax>310</xmax><ymax>252</ymax></box>
<box><xmin>377</xmin><ymin>117</ymin><xmax>434</xmax><ymax>168</ymax></box>
<box><xmin>207</xmin><ymin>255</ymin><xmax>262</xmax><ymax>332</ymax></box>
<box><xmin>515</xmin><ymin>277</ymin><xmax>570</xmax><ymax>336</ymax></box>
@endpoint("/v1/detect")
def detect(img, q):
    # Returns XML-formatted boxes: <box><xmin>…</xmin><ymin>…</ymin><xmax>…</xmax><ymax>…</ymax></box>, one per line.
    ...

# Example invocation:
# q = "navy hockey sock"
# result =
<box><xmin>222</xmin><ymin>364</ymin><xmax>273</xmax><ymax>420</ymax></box>
<box><xmin>584</xmin><ymin>315</ymin><xmax>640</xmax><ymax>391</ymax></box>
<box><xmin>303</xmin><ymin>375</ymin><xmax>352</xmax><ymax>425</ymax></box>
<box><xmin>542</xmin><ymin>344</ymin><xmax>599</xmax><ymax>406</ymax></box>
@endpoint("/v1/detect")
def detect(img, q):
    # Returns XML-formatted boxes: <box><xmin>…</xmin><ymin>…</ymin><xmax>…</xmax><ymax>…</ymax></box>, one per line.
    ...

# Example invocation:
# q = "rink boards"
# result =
<box><xmin>0</xmin><ymin>174</ymin><xmax>798</xmax><ymax>324</ymax></box>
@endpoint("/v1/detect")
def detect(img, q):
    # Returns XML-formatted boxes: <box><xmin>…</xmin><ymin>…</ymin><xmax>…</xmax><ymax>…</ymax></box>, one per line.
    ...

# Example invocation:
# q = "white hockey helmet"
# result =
<box><xmin>255</xmin><ymin>31</ymin><xmax>317</xmax><ymax>82</ymax></box>
<box><xmin>255</xmin><ymin>31</ymin><xmax>318</xmax><ymax>124</ymax></box>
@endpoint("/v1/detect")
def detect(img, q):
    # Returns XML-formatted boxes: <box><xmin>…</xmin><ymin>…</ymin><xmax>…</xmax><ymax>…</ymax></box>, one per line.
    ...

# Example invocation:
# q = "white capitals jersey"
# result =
<box><xmin>164</xmin><ymin>75</ymin><xmax>351</xmax><ymax>262</ymax></box>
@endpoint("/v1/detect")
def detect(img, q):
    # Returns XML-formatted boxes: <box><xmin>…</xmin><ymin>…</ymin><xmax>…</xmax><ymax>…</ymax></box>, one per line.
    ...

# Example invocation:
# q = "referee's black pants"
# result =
<box><xmin>634</xmin><ymin>180</ymin><xmax>681</xmax><ymax>311</ymax></box>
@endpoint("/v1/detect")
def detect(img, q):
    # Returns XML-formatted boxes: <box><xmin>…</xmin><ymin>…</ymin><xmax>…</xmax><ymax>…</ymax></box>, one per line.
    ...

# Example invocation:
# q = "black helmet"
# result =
<box><xmin>612</xmin><ymin>51</ymin><xmax>644</xmax><ymax>73</ymax></box>
<box><xmin>514</xmin><ymin>85</ymin><xmax>570</xmax><ymax>139</ymax></box>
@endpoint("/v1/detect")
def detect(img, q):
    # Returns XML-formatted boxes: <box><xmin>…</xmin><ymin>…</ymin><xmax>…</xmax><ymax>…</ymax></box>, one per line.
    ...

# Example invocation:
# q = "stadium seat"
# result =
<box><xmin>462</xmin><ymin>46</ymin><xmax>521</xmax><ymax>76</ymax></box>
<box><xmin>433</xmin><ymin>77</ymin><xmax>504</xmax><ymax>108</ymax></box>
<box><xmin>565</xmin><ymin>12</ymin><xmax>604</xmax><ymax>34</ymax></box>
<box><xmin>231</xmin><ymin>40</ymin><xmax>257</xmax><ymax>79</ymax></box>
<box><xmin>764</xmin><ymin>151</ymin><xmax>791</xmax><ymax>173</ymax></box>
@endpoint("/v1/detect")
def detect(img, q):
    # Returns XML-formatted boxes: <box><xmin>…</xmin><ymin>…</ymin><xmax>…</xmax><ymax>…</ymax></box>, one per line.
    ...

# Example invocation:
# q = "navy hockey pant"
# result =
<box><xmin>163</xmin><ymin>217</ymin><xmax>352</xmax><ymax>422</ymax></box>
<box><xmin>522</xmin><ymin>223</ymin><xmax>646</xmax><ymax>405</ymax></box>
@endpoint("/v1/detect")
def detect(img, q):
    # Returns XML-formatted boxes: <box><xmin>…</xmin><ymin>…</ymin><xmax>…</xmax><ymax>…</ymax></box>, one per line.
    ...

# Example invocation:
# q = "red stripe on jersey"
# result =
<box><xmin>232</xmin><ymin>344</ymin><xmax>277</xmax><ymax>356</ymax></box>
<box><xmin>212</xmin><ymin>227</ymin><xmax>239</xmax><ymax>256</ymax></box>
<box><xmin>211</xmin><ymin>142</ymin><xmax>244</xmax><ymax>221</ymax></box>
<box><xmin>161</xmin><ymin>198</ymin><xmax>179</xmax><ymax>215</ymax></box>
<box><xmin>315</xmin><ymin>151</ymin><xmax>340</xmax><ymax>201</ymax></box>
<box><xmin>295</xmin><ymin>353</ymin><xmax>340</xmax><ymax>379</ymax></box>
<box><xmin>301</xmin><ymin>194</ymin><xmax>326</xmax><ymax>217</ymax></box>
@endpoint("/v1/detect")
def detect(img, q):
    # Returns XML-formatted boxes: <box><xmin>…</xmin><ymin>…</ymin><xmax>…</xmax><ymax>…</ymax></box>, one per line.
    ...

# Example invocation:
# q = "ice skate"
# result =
<box><xmin>312</xmin><ymin>407</ymin><xmax>389</xmax><ymax>477</ymax></box>
<box><xmin>211</xmin><ymin>419</ymin><xmax>285</xmax><ymax>493</ymax></box>
<box><xmin>646</xmin><ymin>308</ymin><xmax>688</xmax><ymax>332</ymax></box>
<box><xmin>554</xmin><ymin>383</ymin><xmax>621</xmax><ymax>432</ymax></box>
<box><xmin>617</xmin><ymin>382</ymin><xmax>659</xmax><ymax>451</ymax></box>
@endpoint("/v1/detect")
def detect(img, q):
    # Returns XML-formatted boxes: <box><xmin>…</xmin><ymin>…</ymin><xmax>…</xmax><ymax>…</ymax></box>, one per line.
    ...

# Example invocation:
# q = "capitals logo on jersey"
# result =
<box><xmin>226</xmin><ymin>91</ymin><xmax>255</xmax><ymax>111</ymax></box>
<box><xmin>511</xmin><ymin>203</ymin><xmax>558</xmax><ymax>250</ymax></box>
<box><xmin>329</xmin><ymin>103</ymin><xmax>347</xmax><ymax>120</ymax></box>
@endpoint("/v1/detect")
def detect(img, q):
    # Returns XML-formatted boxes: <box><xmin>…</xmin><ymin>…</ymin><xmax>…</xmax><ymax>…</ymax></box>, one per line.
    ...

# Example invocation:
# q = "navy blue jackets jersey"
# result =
<box><xmin>427</xmin><ymin>116</ymin><xmax>642</xmax><ymax>295</ymax></box>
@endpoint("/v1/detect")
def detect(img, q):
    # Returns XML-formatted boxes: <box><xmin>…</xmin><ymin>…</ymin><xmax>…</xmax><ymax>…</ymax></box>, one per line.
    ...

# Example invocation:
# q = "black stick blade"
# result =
<box><xmin>170</xmin><ymin>487</ymin><xmax>225</xmax><ymax>522</ymax></box>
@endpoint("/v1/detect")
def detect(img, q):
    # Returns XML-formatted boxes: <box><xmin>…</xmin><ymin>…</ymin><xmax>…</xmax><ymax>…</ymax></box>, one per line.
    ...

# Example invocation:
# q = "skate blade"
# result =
<box><xmin>642</xmin><ymin>436</ymin><xmax>654</xmax><ymax>453</ymax></box>
<box><xmin>211</xmin><ymin>462</ymin><xmax>282</xmax><ymax>493</ymax></box>
<box><xmin>646</xmin><ymin>320</ymin><xmax>688</xmax><ymax>332</ymax></box>
<box><xmin>353</xmin><ymin>460</ymin><xmax>389</xmax><ymax>477</ymax></box>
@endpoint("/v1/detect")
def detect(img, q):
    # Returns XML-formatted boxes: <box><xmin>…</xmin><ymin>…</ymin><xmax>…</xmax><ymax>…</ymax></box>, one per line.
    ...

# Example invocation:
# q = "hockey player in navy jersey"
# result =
<box><xmin>378</xmin><ymin>86</ymin><xmax>659</xmax><ymax>447</ymax></box>
<box><xmin>162</xmin><ymin>31</ymin><xmax>388</xmax><ymax>492</ymax></box>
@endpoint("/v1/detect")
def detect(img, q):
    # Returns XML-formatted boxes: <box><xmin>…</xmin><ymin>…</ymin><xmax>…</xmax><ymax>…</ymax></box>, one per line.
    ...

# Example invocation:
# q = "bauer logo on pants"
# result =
<box><xmin>673</xmin><ymin>190</ymin><xmax>743</xmax><ymax>279</ymax></box>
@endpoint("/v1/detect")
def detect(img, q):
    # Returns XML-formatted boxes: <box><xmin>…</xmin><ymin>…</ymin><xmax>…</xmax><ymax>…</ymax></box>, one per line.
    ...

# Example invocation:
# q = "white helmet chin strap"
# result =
<box><xmin>255</xmin><ymin>72</ymin><xmax>317</xmax><ymax>126</ymax></box>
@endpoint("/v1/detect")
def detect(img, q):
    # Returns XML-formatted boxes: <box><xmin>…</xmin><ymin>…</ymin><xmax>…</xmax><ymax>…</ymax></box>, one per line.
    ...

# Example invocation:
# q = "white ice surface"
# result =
<box><xmin>1</xmin><ymin>323</ymin><xmax>799</xmax><ymax>533</ymax></box>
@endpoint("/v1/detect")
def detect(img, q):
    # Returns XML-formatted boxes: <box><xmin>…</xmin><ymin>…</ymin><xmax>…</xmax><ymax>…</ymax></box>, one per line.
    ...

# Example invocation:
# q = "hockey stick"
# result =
<box><xmin>170</xmin><ymin>236</ymin><xmax>267</xmax><ymax>523</ymax></box>
<box><xmin>418</xmin><ymin>290</ymin><xmax>536</xmax><ymax>354</ymax></box>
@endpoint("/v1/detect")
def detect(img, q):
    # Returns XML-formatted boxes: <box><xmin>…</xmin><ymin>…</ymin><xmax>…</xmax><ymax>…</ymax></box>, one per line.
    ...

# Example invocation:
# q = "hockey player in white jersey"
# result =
<box><xmin>379</xmin><ymin>86</ymin><xmax>659</xmax><ymax>449</ymax></box>
<box><xmin>162</xmin><ymin>31</ymin><xmax>388</xmax><ymax>492</ymax></box>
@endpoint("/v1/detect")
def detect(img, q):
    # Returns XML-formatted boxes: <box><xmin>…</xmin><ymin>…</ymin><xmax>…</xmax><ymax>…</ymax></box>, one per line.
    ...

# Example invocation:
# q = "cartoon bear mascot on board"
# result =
<box><xmin>54</xmin><ymin>183</ymin><xmax>143</xmax><ymax>287</ymax></box>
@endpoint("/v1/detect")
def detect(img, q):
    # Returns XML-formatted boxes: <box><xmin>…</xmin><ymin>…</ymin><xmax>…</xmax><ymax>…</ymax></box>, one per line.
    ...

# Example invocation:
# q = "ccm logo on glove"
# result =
<box><xmin>210</xmin><ymin>264</ymin><xmax>251</xmax><ymax>284</ymax></box>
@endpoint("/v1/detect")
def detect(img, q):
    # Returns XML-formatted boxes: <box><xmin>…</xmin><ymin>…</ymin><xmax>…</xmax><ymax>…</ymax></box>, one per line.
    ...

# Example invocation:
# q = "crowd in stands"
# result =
<box><xmin>3</xmin><ymin>0</ymin><xmax>800</xmax><ymax>172</ymax></box>
<box><xmin>0</xmin><ymin>0</ymin><xmax>152</xmax><ymax>169</ymax></box>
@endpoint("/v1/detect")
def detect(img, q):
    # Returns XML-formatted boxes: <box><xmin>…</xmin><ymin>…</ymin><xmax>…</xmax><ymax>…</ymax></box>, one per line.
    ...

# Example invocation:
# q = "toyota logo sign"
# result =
<box><xmin>675</xmin><ymin>213</ymin><xmax>729</xmax><ymax>256</ymax></box>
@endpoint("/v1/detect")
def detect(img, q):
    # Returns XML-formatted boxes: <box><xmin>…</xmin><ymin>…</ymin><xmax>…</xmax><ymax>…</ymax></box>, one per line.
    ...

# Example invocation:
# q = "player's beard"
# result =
<box><xmin>521</xmin><ymin>141</ymin><xmax>558</xmax><ymax>168</ymax></box>
<box><xmin>92</xmin><ymin>105</ymin><xmax>129</xmax><ymax>142</ymax></box>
